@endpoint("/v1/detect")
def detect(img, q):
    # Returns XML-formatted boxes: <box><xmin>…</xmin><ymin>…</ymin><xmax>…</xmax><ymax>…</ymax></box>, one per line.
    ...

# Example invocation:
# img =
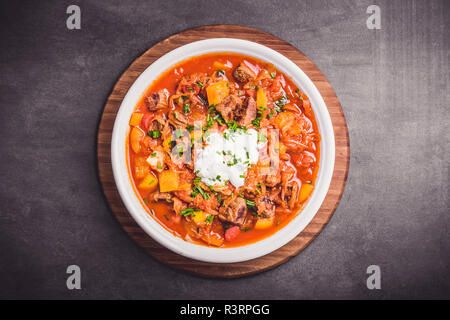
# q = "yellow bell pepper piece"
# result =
<box><xmin>129</xmin><ymin>112</ymin><xmax>144</xmax><ymax>126</ymax></box>
<box><xmin>138</xmin><ymin>173</ymin><xmax>158</xmax><ymax>192</ymax></box>
<box><xmin>130</xmin><ymin>127</ymin><xmax>145</xmax><ymax>154</ymax></box>
<box><xmin>279</xmin><ymin>142</ymin><xmax>287</xmax><ymax>155</ymax></box>
<box><xmin>254</xmin><ymin>216</ymin><xmax>274</xmax><ymax>230</ymax></box>
<box><xmin>256</xmin><ymin>87</ymin><xmax>268</xmax><ymax>109</ymax></box>
<box><xmin>158</xmin><ymin>170</ymin><xmax>179</xmax><ymax>193</ymax></box>
<box><xmin>192</xmin><ymin>211</ymin><xmax>207</xmax><ymax>224</ymax></box>
<box><xmin>299</xmin><ymin>183</ymin><xmax>314</xmax><ymax>202</ymax></box>
<box><xmin>206</xmin><ymin>81</ymin><xmax>230</xmax><ymax>106</ymax></box>
<box><xmin>162</xmin><ymin>137</ymin><xmax>172</xmax><ymax>153</ymax></box>
<box><xmin>178</xmin><ymin>183</ymin><xmax>191</xmax><ymax>190</ymax></box>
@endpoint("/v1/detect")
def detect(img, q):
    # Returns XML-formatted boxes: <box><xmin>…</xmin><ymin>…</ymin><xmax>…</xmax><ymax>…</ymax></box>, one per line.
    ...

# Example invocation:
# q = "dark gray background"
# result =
<box><xmin>0</xmin><ymin>0</ymin><xmax>448</xmax><ymax>299</ymax></box>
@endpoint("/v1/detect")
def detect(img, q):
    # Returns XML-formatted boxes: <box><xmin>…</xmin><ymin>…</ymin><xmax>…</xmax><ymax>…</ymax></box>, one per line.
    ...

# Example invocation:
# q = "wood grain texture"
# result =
<box><xmin>97</xmin><ymin>25</ymin><xmax>349</xmax><ymax>278</ymax></box>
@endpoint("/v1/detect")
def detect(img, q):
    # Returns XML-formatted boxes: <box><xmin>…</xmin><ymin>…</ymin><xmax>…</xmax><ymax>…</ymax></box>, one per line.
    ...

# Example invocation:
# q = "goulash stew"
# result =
<box><xmin>127</xmin><ymin>53</ymin><xmax>320</xmax><ymax>247</ymax></box>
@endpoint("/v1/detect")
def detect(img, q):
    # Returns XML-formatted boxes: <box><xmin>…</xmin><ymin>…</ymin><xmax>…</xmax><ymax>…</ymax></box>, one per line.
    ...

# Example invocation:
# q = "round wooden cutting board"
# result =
<box><xmin>97</xmin><ymin>25</ymin><xmax>349</xmax><ymax>278</ymax></box>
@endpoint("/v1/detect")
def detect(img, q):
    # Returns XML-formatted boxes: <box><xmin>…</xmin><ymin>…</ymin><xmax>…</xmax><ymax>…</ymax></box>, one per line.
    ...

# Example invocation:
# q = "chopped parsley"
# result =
<box><xmin>174</xmin><ymin>128</ymin><xmax>184</xmax><ymax>139</ymax></box>
<box><xmin>246</xmin><ymin>199</ymin><xmax>255</xmax><ymax>207</ymax></box>
<box><xmin>176</xmin><ymin>144</ymin><xmax>184</xmax><ymax>158</ymax></box>
<box><xmin>251</xmin><ymin>110</ymin><xmax>263</xmax><ymax>128</ymax></box>
<box><xmin>198</xmin><ymin>94</ymin><xmax>208</xmax><ymax>105</ymax></box>
<box><xmin>258</xmin><ymin>105</ymin><xmax>268</xmax><ymax>111</ymax></box>
<box><xmin>183</xmin><ymin>103</ymin><xmax>190</xmax><ymax>114</ymax></box>
<box><xmin>191</xmin><ymin>177</ymin><xmax>210</xmax><ymax>200</ymax></box>
<box><xmin>179</xmin><ymin>208</ymin><xmax>201</xmax><ymax>217</ymax></box>
<box><xmin>227</xmin><ymin>121</ymin><xmax>238</xmax><ymax>130</ymax></box>
<box><xmin>148</xmin><ymin>130</ymin><xmax>161</xmax><ymax>138</ymax></box>
<box><xmin>196</xmin><ymin>186</ymin><xmax>210</xmax><ymax>199</ymax></box>
<box><xmin>274</xmin><ymin>96</ymin><xmax>288</xmax><ymax>112</ymax></box>
<box><xmin>186</xmin><ymin>124</ymin><xmax>194</xmax><ymax>132</ymax></box>
<box><xmin>203</xmin><ymin>114</ymin><xmax>214</xmax><ymax>130</ymax></box>
<box><xmin>205</xmin><ymin>215</ymin><xmax>214</xmax><ymax>225</ymax></box>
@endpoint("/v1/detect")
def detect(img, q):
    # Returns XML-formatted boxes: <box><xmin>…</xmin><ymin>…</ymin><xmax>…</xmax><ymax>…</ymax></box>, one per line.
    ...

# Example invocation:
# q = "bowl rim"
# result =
<box><xmin>111</xmin><ymin>38</ymin><xmax>335</xmax><ymax>263</ymax></box>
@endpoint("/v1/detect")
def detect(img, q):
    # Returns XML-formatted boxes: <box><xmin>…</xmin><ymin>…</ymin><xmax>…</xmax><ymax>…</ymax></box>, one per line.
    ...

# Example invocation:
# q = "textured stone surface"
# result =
<box><xmin>0</xmin><ymin>0</ymin><xmax>448</xmax><ymax>299</ymax></box>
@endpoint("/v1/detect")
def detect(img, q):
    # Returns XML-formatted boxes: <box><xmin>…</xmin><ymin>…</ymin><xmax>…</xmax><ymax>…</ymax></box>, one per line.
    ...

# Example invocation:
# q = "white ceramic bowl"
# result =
<box><xmin>111</xmin><ymin>38</ymin><xmax>335</xmax><ymax>263</ymax></box>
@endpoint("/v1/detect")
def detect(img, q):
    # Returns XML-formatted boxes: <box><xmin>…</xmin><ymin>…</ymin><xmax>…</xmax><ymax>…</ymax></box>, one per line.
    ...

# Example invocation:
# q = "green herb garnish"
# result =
<box><xmin>148</xmin><ymin>130</ymin><xmax>161</xmax><ymax>138</ymax></box>
<box><xmin>274</xmin><ymin>96</ymin><xmax>288</xmax><ymax>112</ymax></box>
<box><xmin>205</xmin><ymin>215</ymin><xmax>214</xmax><ymax>225</ymax></box>
<box><xmin>183</xmin><ymin>103</ymin><xmax>190</xmax><ymax>114</ymax></box>
<box><xmin>246</xmin><ymin>199</ymin><xmax>255</xmax><ymax>207</ymax></box>
<box><xmin>179</xmin><ymin>208</ymin><xmax>200</xmax><ymax>217</ymax></box>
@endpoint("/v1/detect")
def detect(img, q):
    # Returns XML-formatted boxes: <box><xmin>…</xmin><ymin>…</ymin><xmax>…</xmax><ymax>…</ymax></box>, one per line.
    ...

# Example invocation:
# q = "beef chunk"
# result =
<box><xmin>265</xmin><ymin>173</ymin><xmax>281</xmax><ymax>187</ymax></box>
<box><xmin>168</xmin><ymin>110</ymin><xmax>188</xmax><ymax>128</ymax></box>
<box><xmin>215</xmin><ymin>95</ymin><xmax>242</xmax><ymax>123</ymax></box>
<box><xmin>147</xmin><ymin>89</ymin><xmax>169</xmax><ymax>111</ymax></box>
<box><xmin>218</xmin><ymin>197</ymin><xmax>247</xmax><ymax>226</ymax></box>
<box><xmin>215</xmin><ymin>95</ymin><xmax>256</xmax><ymax>126</ymax></box>
<box><xmin>233</xmin><ymin>63</ymin><xmax>256</xmax><ymax>83</ymax></box>
<box><xmin>255</xmin><ymin>195</ymin><xmax>276</xmax><ymax>218</ymax></box>
<box><xmin>285</xmin><ymin>181</ymin><xmax>299</xmax><ymax>209</ymax></box>
<box><xmin>148</xmin><ymin>192</ymin><xmax>172</xmax><ymax>202</ymax></box>
<box><xmin>235</xmin><ymin>97</ymin><xmax>257</xmax><ymax>126</ymax></box>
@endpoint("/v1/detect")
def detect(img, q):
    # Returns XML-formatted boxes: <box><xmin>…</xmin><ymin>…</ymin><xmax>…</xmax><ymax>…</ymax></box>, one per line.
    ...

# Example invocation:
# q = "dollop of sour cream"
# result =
<box><xmin>194</xmin><ymin>129</ymin><xmax>261</xmax><ymax>188</ymax></box>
